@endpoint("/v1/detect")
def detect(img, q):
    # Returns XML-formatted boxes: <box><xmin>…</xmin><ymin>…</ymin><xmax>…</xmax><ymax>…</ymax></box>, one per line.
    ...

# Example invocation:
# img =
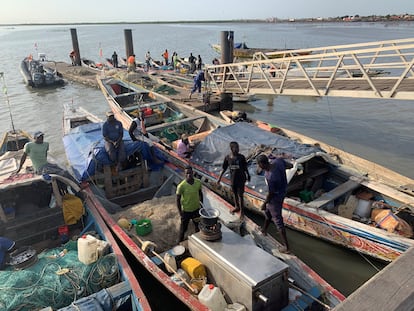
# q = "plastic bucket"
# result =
<box><xmin>136</xmin><ymin>219</ymin><xmax>152</xmax><ymax>236</ymax></box>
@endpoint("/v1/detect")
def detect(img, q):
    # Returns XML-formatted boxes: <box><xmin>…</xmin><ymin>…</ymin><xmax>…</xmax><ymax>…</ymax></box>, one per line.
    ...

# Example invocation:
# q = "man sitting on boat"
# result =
<box><xmin>15</xmin><ymin>131</ymin><xmax>68</xmax><ymax>177</ymax></box>
<box><xmin>102</xmin><ymin>111</ymin><xmax>126</xmax><ymax>173</ymax></box>
<box><xmin>177</xmin><ymin>134</ymin><xmax>194</xmax><ymax>159</ymax></box>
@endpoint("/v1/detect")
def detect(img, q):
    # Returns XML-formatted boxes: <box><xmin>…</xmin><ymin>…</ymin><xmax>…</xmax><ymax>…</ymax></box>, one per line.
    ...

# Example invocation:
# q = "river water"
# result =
<box><xmin>1</xmin><ymin>22</ymin><xmax>413</xmax><ymax>298</ymax></box>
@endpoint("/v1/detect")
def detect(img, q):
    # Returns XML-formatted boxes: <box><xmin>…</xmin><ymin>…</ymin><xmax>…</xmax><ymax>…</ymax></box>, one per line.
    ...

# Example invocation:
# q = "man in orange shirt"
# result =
<box><xmin>162</xmin><ymin>49</ymin><xmax>169</xmax><ymax>66</ymax></box>
<box><xmin>127</xmin><ymin>54</ymin><xmax>136</xmax><ymax>72</ymax></box>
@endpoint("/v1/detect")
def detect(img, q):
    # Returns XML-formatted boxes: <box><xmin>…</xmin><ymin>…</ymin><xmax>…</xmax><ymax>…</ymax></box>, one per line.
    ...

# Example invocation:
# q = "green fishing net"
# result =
<box><xmin>0</xmin><ymin>242</ymin><xmax>120</xmax><ymax>311</ymax></box>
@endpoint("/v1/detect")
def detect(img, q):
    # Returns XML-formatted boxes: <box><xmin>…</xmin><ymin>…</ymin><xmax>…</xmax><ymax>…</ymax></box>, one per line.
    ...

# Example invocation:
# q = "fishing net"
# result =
<box><xmin>0</xmin><ymin>241</ymin><xmax>120</xmax><ymax>311</ymax></box>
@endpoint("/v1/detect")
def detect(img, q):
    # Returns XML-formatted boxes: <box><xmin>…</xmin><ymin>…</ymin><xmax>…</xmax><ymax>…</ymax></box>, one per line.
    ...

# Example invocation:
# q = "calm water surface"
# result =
<box><xmin>1</xmin><ymin>22</ymin><xmax>412</xmax><ymax>298</ymax></box>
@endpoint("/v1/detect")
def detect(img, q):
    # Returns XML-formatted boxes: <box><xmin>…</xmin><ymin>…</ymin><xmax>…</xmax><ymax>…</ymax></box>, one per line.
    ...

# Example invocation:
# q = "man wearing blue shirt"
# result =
<box><xmin>102</xmin><ymin>111</ymin><xmax>126</xmax><ymax>172</ymax></box>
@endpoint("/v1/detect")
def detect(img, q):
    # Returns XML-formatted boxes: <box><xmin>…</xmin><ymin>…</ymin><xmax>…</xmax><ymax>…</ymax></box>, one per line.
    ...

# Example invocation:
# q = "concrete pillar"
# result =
<box><xmin>219</xmin><ymin>31</ymin><xmax>233</xmax><ymax>111</ymax></box>
<box><xmin>124</xmin><ymin>29</ymin><xmax>134</xmax><ymax>59</ymax></box>
<box><xmin>70</xmin><ymin>28</ymin><xmax>81</xmax><ymax>66</ymax></box>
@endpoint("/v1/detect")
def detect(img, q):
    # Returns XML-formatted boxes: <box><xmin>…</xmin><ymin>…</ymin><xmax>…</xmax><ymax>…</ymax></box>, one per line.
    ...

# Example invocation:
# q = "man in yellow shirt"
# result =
<box><xmin>176</xmin><ymin>166</ymin><xmax>203</xmax><ymax>241</ymax></box>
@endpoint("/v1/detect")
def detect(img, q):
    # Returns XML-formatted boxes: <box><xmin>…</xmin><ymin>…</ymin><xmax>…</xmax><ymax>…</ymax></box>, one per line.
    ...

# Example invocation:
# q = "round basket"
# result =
<box><xmin>135</xmin><ymin>219</ymin><xmax>152</xmax><ymax>236</ymax></box>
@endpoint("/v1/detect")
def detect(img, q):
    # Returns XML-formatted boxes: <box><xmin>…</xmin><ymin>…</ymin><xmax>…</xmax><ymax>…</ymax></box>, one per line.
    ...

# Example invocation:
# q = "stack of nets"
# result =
<box><xmin>0</xmin><ymin>241</ymin><xmax>120</xmax><ymax>311</ymax></box>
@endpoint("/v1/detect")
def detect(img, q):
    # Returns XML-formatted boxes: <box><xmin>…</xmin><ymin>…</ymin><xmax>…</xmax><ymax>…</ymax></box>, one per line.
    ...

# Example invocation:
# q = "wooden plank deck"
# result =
<box><xmin>333</xmin><ymin>246</ymin><xmax>414</xmax><ymax>311</ymax></box>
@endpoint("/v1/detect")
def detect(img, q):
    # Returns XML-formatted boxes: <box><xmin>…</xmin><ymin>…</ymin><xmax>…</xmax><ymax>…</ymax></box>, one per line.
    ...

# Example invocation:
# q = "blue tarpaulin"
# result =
<box><xmin>63</xmin><ymin>122</ymin><xmax>162</xmax><ymax>182</ymax></box>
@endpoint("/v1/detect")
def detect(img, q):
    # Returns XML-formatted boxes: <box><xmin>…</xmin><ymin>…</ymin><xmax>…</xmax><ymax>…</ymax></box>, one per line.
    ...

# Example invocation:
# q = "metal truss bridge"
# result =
<box><xmin>205</xmin><ymin>38</ymin><xmax>414</xmax><ymax>100</ymax></box>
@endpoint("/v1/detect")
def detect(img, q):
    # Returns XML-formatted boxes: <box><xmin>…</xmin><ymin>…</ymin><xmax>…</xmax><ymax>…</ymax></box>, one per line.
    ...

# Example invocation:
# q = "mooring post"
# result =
<box><xmin>124</xmin><ymin>29</ymin><xmax>134</xmax><ymax>59</ymax></box>
<box><xmin>70</xmin><ymin>28</ymin><xmax>81</xmax><ymax>66</ymax></box>
<box><xmin>219</xmin><ymin>31</ymin><xmax>233</xmax><ymax>111</ymax></box>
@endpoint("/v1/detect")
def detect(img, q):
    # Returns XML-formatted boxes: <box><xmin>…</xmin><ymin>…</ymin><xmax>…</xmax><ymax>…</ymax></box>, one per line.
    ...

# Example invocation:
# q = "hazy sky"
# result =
<box><xmin>1</xmin><ymin>0</ymin><xmax>413</xmax><ymax>24</ymax></box>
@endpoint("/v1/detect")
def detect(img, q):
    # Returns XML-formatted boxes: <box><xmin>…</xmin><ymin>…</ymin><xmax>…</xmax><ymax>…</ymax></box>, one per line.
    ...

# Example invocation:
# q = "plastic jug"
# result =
<box><xmin>77</xmin><ymin>234</ymin><xmax>101</xmax><ymax>265</ymax></box>
<box><xmin>198</xmin><ymin>284</ymin><xmax>227</xmax><ymax>311</ymax></box>
<box><xmin>164</xmin><ymin>252</ymin><xmax>177</xmax><ymax>273</ymax></box>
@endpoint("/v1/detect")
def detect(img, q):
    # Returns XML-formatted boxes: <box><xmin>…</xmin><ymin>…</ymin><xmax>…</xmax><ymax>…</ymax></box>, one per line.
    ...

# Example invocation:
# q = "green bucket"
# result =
<box><xmin>135</xmin><ymin>219</ymin><xmax>152</xmax><ymax>236</ymax></box>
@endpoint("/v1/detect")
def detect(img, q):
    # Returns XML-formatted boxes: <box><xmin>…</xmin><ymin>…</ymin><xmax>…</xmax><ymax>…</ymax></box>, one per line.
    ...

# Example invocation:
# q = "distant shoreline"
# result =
<box><xmin>1</xmin><ymin>16</ymin><xmax>413</xmax><ymax>27</ymax></box>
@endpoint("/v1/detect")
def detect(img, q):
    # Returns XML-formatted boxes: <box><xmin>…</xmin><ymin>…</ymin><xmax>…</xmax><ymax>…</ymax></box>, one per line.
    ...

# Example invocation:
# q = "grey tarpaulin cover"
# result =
<box><xmin>191</xmin><ymin>122</ymin><xmax>328</xmax><ymax>194</ymax></box>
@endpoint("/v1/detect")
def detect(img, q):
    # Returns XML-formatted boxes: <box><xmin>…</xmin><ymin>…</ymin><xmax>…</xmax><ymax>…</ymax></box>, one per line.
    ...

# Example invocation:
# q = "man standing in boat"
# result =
<box><xmin>216</xmin><ymin>141</ymin><xmax>250</xmax><ymax>218</ymax></box>
<box><xmin>128</xmin><ymin>109</ymin><xmax>149</xmax><ymax>141</ymax></box>
<box><xmin>176</xmin><ymin>166</ymin><xmax>203</xmax><ymax>242</ymax></box>
<box><xmin>102</xmin><ymin>111</ymin><xmax>126</xmax><ymax>173</ymax></box>
<box><xmin>257</xmin><ymin>154</ymin><xmax>290</xmax><ymax>253</ymax></box>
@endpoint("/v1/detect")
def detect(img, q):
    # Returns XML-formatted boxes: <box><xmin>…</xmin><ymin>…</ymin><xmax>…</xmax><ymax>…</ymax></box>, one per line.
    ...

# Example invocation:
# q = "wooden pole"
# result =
<box><xmin>124</xmin><ymin>29</ymin><xmax>134</xmax><ymax>59</ymax></box>
<box><xmin>70</xmin><ymin>28</ymin><xmax>81</xmax><ymax>66</ymax></box>
<box><xmin>220</xmin><ymin>31</ymin><xmax>233</xmax><ymax>111</ymax></box>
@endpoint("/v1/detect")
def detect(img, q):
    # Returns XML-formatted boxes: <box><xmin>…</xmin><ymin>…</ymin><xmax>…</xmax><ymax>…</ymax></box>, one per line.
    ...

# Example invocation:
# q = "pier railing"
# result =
<box><xmin>205</xmin><ymin>38</ymin><xmax>414</xmax><ymax>100</ymax></box>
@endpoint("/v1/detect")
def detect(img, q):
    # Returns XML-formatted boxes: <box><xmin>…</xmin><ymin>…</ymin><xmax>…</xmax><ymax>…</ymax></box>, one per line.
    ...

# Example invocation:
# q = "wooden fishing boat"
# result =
<box><xmin>0</xmin><ymin>129</ymin><xmax>31</xmax><ymax>156</ymax></box>
<box><xmin>62</xmin><ymin>103</ymin><xmax>167</xmax><ymax>207</ymax></box>
<box><xmin>79</xmin><ymin>86</ymin><xmax>344</xmax><ymax>310</ymax></box>
<box><xmin>92</xmin><ymin>163</ymin><xmax>344</xmax><ymax>310</ymax></box>
<box><xmin>96</xmin><ymin>76</ymin><xmax>228</xmax><ymax>142</ymax></box>
<box><xmin>81</xmin><ymin>58</ymin><xmax>108</xmax><ymax>72</ymax></box>
<box><xmin>211</xmin><ymin>42</ymin><xmax>312</xmax><ymax>59</ymax></box>
<box><xmin>20</xmin><ymin>56</ymin><xmax>65</xmax><ymax>88</ymax></box>
<box><xmin>97</xmin><ymin>76</ymin><xmax>414</xmax><ymax>262</ymax></box>
<box><xmin>0</xmin><ymin>144</ymin><xmax>150</xmax><ymax>311</ymax></box>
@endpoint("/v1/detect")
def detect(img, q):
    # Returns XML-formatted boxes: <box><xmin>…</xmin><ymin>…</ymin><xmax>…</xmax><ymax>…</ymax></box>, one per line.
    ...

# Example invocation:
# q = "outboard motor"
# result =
<box><xmin>44</xmin><ymin>72</ymin><xmax>55</xmax><ymax>85</ymax></box>
<box><xmin>32</xmin><ymin>72</ymin><xmax>45</xmax><ymax>87</ymax></box>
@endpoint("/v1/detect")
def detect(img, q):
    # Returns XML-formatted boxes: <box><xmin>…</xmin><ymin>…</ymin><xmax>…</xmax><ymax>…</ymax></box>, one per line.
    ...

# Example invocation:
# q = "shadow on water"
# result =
<box><xmin>246</xmin><ymin>210</ymin><xmax>387</xmax><ymax>297</ymax></box>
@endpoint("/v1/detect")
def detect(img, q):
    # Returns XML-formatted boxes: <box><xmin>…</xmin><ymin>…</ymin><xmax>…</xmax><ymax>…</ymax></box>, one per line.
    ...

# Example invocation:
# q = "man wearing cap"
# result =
<box><xmin>176</xmin><ymin>134</ymin><xmax>193</xmax><ymax>158</ymax></box>
<box><xmin>16</xmin><ymin>131</ymin><xmax>49</xmax><ymax>174</ymax></box>
<box><xmin>102</xmin><ymin>111</ymin><xmax>126</xmax><ymax>172</ymax></box>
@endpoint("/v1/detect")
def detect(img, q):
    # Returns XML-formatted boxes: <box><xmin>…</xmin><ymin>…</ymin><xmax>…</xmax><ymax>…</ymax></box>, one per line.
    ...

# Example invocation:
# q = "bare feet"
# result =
<box><xmin>260</xmin><ymin>227</ymin><xmax>267</xmax><ymax>236</ymax></box>
<box><xmin>230</xmin><ymin>207</ymin><xmax>240</xmax><ymax>215</ymax></box>
<box><xmin>279</xmin><ymin>246</ymin><xmax>291</xmax><ymax>254</ymax></box>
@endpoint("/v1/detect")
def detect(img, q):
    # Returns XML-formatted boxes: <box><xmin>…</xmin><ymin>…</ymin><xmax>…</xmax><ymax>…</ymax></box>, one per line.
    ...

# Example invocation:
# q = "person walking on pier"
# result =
<box><xmin>145</xmin><ymin>51</ymin><xmax>152</xmax><ymax>72</ymax></box>
<box><xmin>257</xmin><ymin>154</ymin><xmax>290</xmax><ymax>253</ymax></box>
<box><xmin>162</xmin><ymin>49</ymin><xmax>169</xmax><ymax>66</ymax></box>
<box><xmin>127</xmin><ymin>54</ymin><xmax>136</xmax><ymax>72</ymax></box>
<box><xmin>189</xmin><ymin>70</ymin><xmax>205</xmax><ymax>99</ymax></box>
<box><xmin>111</xmin><ymin>51</ymin><xmax>118</xmax><ymax>68</ymax></box>
<box><xmin>69</xmin><ymin>50</ymin><xmax>76</xmax><ymax>66</ymax></box>
<box><xmin>196</xmin><ymin>55</ymin><xmax>202</xmax><ymax>70</ymax></box>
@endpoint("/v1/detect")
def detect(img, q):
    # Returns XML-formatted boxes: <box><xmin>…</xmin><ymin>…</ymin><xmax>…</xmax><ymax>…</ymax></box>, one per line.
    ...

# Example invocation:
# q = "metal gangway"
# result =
<box><xmin>205</xmin><ymin>38</ymin><xmax>414</xmax><ymax>100</ymax></box>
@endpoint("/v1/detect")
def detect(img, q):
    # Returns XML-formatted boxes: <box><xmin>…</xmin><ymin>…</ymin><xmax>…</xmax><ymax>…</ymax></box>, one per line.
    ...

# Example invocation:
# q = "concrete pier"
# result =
<box><xmin>333</xmin><ymin>246</ymin><xmax>414</xmax><ymax>311</ymax></box>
